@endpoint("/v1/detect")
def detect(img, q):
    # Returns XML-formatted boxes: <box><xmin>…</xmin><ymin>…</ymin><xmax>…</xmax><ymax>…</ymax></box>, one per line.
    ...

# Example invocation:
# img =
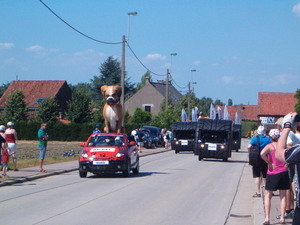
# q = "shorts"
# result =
<box><xmin>39</xmin><ymin>146</ymin><xmax>47</xmax><ymax>160</ymax></box>
<box><xmin>265</xmin><ymin>171</ymin><xmax>290</xmax><ymax>191</ymax></box>
<box><xmin>7</xmin><ymin>143</ymin><xmax>17</xmax><ymax>157</ymax></box>
<box><xmin>2</xmin><ymin>162</ymin><xmax>8</xmax><ymax>167</ymax></box>
<box><xmin>252</xmin><ymin>160</ymin><xmax>268</xmax><ymax>178</ymax></box>
<box><xmin>137</xmin><ymin>142</ymin><xmax>143</xmax><ymax>147</ymax></box>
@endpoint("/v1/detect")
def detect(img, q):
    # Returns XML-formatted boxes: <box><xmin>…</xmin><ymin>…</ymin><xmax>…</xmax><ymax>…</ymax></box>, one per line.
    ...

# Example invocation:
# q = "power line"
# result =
<box><xmin>39</xmin><ymin>0</ymin><xmax>122</xmax><ymax>45</ymax></box>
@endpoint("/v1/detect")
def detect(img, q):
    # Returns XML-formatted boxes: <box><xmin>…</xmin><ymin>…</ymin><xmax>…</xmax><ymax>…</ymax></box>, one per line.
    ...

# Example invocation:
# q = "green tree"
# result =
<box><xmin>4</xmin><ymin>90</ymin><xmax>28</xmax><ymax>121</ymax></box>
<box><xmin>214</xmin><ymin>99</ymin><xmax>224</xmax><ymax>106</ymax></box>
<box><xmin>0</xmin><ymin>81</ymin><xmax>10</xmax><ymax>98</ymax></box>
<box><xmin>150</xmin><ymin>105</ymin><xmax>180</xmax><ymax>129</ymax></box>
<box><xmin>36</xmin><ymin>97</ymin><xmax>60</xmax><ymax>122</ymax></box>
<box><xmin>228</xmin><ymin>99</ymin><xmax>233</xmax><ymax>106</ymax></box>
<box><xmin>136</xmin><ymin>71</ymin><xmax>152</xmax><ymax>91</ymax></box>
<box><xmin>131</xmin><ymin>108</ymin><xmax>151</xmax><ymax>124</ymax></box>
<box><xmin>90</xmin><ymin>56</ymin><xmax>136</xmax><ymax>102</ymax></box>
<box><xmin>65</xmin><ymin>90</ymin><xmax>91</xmax><ymax>123</ymax></box>
<box><xmin>294</xmin><ymin>89</ymin><xmax>300</xmax><ymax>113</ymax></box>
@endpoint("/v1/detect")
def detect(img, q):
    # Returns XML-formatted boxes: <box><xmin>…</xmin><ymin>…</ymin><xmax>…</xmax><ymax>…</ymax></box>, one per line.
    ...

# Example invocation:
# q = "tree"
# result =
<box><xmin>4</xmin><ymin>90</ymin><xmax>28</xmax><ymax>121</ymax></box>
<box><xmin>150</xmin><ymin>105</ymin><xmax>180</xmax><ymax>129</ymax></box>
<box><xmin>131</xmin><ymin>108</ymin><xmax>151</xmax><ymax>124</ymax></box>
<box><xmin>228</xmin><ymin>99</ymin><xmax>233</xmax><ymax>106</ymax></box>
<box><xmin>136</xmin><ymin>71</ymin><xmax>152</xmax><ymax>91</ymax></box>
<box><xmin>90</xmin><ymin>56</ymin><xmax>136</xmax><ymax>102</ymax></box>
<box><xmin>36</xmin><ymin>97</ymin><xmax>60</xmax><ymax>122</ymax></box>
<box><xmin>214</xmin><ymin>99</ymin><xmax>224</xmax><ymax>106</ymax></box>
<box><xmin>0</xmin><ymin>81</ymin><xmax>10</xmax><ymax>98</ymax></box>
<box><xmin>294</xmin><ymin>89</ymin><xmax>300</xmax><ymax>113</ymax></box>
<box><xmin>65</xmin><ymin>90</ymin><xmax>92</xmax><ymax>123</ymax></box>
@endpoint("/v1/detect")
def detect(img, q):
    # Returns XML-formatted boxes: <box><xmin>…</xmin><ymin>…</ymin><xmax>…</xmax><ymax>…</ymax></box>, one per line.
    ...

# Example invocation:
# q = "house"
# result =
<box><xmin>0</xmin><ymin>80</ymin><xmax>72</xmax><ymax>117</ymax></box>
<box><xmin>124</xmin><ymin>77</ymin><xmax>182</xmax><ymax>116</ymax></box>
<box><xmin>219</xmin><ymin>92</ymin><xmax>297</xmax><ymax>125</ymax></box>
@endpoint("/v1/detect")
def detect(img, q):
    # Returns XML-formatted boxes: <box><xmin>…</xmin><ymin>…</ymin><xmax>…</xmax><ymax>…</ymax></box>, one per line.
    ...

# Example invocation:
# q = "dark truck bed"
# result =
<box><xmin>171</xmin><ymin>122</ymin><xmax>197</xmax><ymax>153</ymax></box>
<box><xmin>232</xmin><ymin>124</ymin><xmax>242</xmax><ymax>152</ymax></box>
<box><xmin>194</xmin><ymin>119</ymin><xmax>233</xmax><ymax>162</ymax></box>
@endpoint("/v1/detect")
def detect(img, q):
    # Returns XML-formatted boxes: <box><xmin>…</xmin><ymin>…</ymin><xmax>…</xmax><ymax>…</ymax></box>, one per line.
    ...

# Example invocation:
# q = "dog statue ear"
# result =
<box><xmin>101</xmin><ymin>85</ymin><xmax>107</xmax><ymax>96</ymax></box>
<box><xmin>116</xmin><ymin>86</ymin><xmax>122</xmax><ymax>98</ymax></box>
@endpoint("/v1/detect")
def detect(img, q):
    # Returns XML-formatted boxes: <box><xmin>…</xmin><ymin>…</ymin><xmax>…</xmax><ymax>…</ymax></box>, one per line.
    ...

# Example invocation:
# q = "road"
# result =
<box><xmin>0</xmin><ymin>140</ymin><xmax>249</xmax><ymax>225</ymax></box>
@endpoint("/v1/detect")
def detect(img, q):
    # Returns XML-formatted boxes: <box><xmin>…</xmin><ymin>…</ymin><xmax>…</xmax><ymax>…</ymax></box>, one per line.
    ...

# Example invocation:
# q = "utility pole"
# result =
<box><xmin>166</xmin><ymin>69</ymin><xmax>169</xmax><ymax>110</ymax></box>
<box><xmin>121</xmin><ymin>35</ymin><xmax>125</xmax><ymax>126</ymax></box>
<box><xmin>188</xmin><ymin>82</ymin><xmax>190</xmax><ymax>121</ymax></box>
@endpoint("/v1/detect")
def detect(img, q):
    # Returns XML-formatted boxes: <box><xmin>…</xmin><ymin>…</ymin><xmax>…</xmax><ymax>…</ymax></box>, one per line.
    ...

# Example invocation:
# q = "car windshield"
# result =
<box><xmin>201</xmin><ymin>132</ymin><xmax>227</xmax><ymax>144</ymax></box>
<box><xmin>88</xmin><ymin>134</ymin><xmax>125</xmax><ymax>147</ymax></box>
<box><xmin>175</xmin><ymin>131</ymin><xmax>195</xmax><ymax>139</ymax></box>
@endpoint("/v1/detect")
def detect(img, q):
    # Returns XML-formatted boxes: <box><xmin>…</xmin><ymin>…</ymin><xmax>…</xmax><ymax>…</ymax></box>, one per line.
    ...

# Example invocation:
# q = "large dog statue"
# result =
<box><xmin>101</xmin><ymin>85</ymin><xmax>124</xmax><ymax>133</ymax></box>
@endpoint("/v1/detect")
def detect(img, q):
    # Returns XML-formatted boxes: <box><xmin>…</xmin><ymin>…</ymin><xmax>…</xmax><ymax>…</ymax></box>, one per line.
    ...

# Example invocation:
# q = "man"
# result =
<box><xmin>92</xmin><ymin>124</ymin><xmax>101</xmax><ymax>134</ymax></box>
<box><xmin>248</xmin><ymin>126</ymin><xmax>272</xmax><ymax>197</ymax></box>
<box><xmin>37</xmin><ymin>123</ymin><xmax>48</xmax><ymax>173</ymax></box>
<box><xmin>276</xmin><ymin>112</ymin><xmax>300</xmax><ymax>225</ymax></box>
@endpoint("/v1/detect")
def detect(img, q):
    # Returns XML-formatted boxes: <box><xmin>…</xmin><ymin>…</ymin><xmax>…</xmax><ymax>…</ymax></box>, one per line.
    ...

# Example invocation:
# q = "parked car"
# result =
<box><xmin>141</xmin><ymin>126</ymin><xmax>162</xmax><ymax>147</ymax></box>
<box><xmin>139</xmin><ymin>129</ymin><xmax>153</xmax><ymax>148</ymax></box>
<box><xmin>78</xmin><ymin>133</ymin><xmax>139</xmax><ymax>177</ymax></box>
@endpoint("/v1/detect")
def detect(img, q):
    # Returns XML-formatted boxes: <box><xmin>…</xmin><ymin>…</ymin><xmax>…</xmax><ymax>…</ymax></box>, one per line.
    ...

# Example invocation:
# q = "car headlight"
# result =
<box><xmin>81</xmin><ymin>150</ymin><xmax>88</xmax><ymax>158</ymax></box>
<box><xmin>115</xmin><ymin>152</ymin><xmax>125</xmax><ymax>157</ymax></box>
<box><xmin>200</xmin><ymin>144</ymin><xmax>205</xmax><ymax>148</ymax></box>
<box><xmin>175</xmin><ymin>141</ymin><xmax>179</xmax><ymax>145</ymax></box>
<box><xmin>220</xmin><ymin>145</ymin><xmax>225</xmax><ymax>149</ymax></box>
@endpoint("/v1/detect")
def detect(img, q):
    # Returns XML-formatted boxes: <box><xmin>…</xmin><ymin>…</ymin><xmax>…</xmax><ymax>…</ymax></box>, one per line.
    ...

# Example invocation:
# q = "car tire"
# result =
<box><xmin>223</xmin><ymin>158</ymin><xmax>228</xmax><ymax>162</ymax></box>
<box><xmin>198</xmin><ymin>156</ymin><xmax>203</xmax><ymax>161</ymax></box>
<box><xmin>123</xmin><ymin>159</ymin><xmax>131</xmax><ymax>177</ymax></box>
<box><xmin>132</xmin><ymin>160</ymin><xmax>139</xmax><ymax>174</ymax></box>
<box><xmin>79</xmin><ymin>171</ymin><xmax>87</xmax><ymax>178</ymax></box>
<box><xmin>175</xmin><ymin>150</ymin><xmax>179</xmax><ymax>154</ymax></box>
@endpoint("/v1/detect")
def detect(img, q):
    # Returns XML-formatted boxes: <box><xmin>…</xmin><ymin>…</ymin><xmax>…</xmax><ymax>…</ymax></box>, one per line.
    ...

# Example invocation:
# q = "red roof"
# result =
<box><xmin>0</xmin><ymin>80</ymin><xmax>68</xmax><ymax>108</ymax></box>
<box><xmin>218</xmin><ymin>105</ymin><xmax>258</xmax><ymax>121</ymax></box>
<box><xmin>258</xmin><ymin>92</ymin><xmax>297</xmax><ymax>116</ymax></box>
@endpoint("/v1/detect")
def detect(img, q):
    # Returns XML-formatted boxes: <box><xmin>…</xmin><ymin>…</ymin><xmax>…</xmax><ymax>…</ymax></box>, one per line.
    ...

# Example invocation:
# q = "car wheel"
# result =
<box><xmin>198</xmin><ymin>156</ymin><xmax>203</xmax><ymax>161</ymax></box>
<box><xmin>236</xmin><ymin>149</ymin><xmax>239</xmax><ymax>152</ymax></box>
<box><xmin>223</xmin><ymin>158</ymin><xmax>228</xmax><ymax>162</ymax></box>
<box><xmin>132</xmin><ymin>160</ymin><xmax>139</xmax><ymax>174</ymax></box>
<box><xmin>123</xmin><ymin>159</ymin><xmax>131</xmax><ymax>177</ymax></box>
<box><xmin>79</xmin><ymin>171</ymin><xmax>87</xmax><ymax>178</ymax></box>
<box><xmin>175</xmin><ymin>150</ymin><xmax>179</xmax><ymax>154</ymax></box>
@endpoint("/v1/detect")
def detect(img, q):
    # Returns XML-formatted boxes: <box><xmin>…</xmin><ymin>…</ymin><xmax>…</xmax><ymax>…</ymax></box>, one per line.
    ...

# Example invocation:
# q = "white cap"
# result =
<box><xmin>0</xmin><ymin>125</ymin><xmax>6</xmax><ymax>131</ymax></box>
<box><xmin>257</xmin><ymin>126</ymin><xmax>265</xmax><ymax>135</ymax></box>
<box><xmin>7</xmin><ymin>121</ymin><xmax>14</xmax><ymax>126</ymax></box>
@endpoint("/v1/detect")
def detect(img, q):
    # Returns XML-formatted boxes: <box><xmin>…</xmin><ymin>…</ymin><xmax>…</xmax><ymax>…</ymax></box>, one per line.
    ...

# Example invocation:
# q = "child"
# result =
<box><xmin>2</xmin><ymin>148</ymin><xmax>15</xmax><ymax>177</ymax></box>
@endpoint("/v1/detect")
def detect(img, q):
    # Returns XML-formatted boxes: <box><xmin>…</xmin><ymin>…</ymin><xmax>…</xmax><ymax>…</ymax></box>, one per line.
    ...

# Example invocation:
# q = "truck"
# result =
<box><xmin>232</xmin><ymin>124</ymin><xmax>242</xmax><ymax>152</ymax></box>
<box><xmin>194</xmin><ymin>119</ymin><xmax>233</xmax><ymax>162</ymax></box>
<box><xmin>171</xmin><ymin>122</ymin><xmax>197</xmax><ymax>154</ymax></box>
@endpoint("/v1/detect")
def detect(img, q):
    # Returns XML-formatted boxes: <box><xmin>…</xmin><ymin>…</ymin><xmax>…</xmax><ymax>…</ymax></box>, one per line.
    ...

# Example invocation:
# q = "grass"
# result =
<box><xmin>7</xmin><ymin>140</ymin><xmax>83</xmax><ymax>170</ymax></box>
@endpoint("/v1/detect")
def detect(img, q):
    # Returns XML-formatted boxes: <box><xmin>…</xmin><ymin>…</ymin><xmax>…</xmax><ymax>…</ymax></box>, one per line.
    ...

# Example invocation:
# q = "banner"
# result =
<box><xmin>181</xmin><ymin>109</ymin><xmax>188</xmax><ymax>122</ymax></box>
<box><xmin>210</xmin><ymin>103</ymin><xmax>216</xmax><ymax>119</ymax></box>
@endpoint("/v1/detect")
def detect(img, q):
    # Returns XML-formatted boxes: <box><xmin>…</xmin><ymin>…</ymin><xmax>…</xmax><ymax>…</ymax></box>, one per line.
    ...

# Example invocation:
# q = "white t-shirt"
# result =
<box><xmin>288</xmin><ymin>131</ymin><xmax>300</xmax><ymax>146</ymax></box>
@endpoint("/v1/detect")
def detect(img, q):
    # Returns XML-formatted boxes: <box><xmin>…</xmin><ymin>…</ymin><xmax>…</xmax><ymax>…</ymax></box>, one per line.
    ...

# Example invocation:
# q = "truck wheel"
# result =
<box><xmin>223</xmin><ymin>158</ymin><xmax>228</xmax><ymax>162</ymax></box>
<box><xmin>132</xmin><ymin>161</ymin><xmax>139</xmax><ymax>174</ymax></box>
<box><xmin>236</xmin><ymin>149</ymin><xmax>239</xmax><ymax>152</ymax></box>
<box><xmin>175</xmin><ymin>150</ymin><xmax>179</xmax><ymax>154</ymax></box>
<box><xmin>198</xmin><ymin>156</ymin><xmax>203</xmax><ymax>161</ymax></box>
<box><xmin>79</xmin><ymin>171</ymin><xmax>87</xmax><ymax>178</ymax></box>
<box><xmin>123</xmin><ymin>159</ymin><xmax>131</xmax><ymax>177</ymax></box>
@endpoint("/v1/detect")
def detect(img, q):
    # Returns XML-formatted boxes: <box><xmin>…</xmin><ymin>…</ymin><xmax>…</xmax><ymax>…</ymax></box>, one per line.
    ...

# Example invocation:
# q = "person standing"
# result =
<box><xmin>136</xmin><ymin>129</ymin><xmax>144</xmax><ymax>153</ymax></box>
<box><xmin>37</xmin><ymin>123</ymin><xmax>48</xmax><ymax>173</ymax></box>
<box><xmin>5</xmin><ymin>122</ymin><xmax>18</xmax><ymax>171</ymax></box>
<box><xmin>248</xmin><ymin>126</ymin><xmax>272</xmax><ymax>197</ymax></box>
<box><xmin>276</xmin><ymin>112</ymin><xmax>300</xmax><ymax>225</ymax></box>
<box><xmin>0</xmin><ymin>125</ymin><xmax>7</xmax><ymax>175</ymax></box>
<box><xmin>261</xmin><ymin>129</ymin><xmax>290</xmax><ymax>224</ymax></box>
<box><xmin>2</xmin><ymin>148</ymin><xmax>15</xmax><ymax>177</ymax></box>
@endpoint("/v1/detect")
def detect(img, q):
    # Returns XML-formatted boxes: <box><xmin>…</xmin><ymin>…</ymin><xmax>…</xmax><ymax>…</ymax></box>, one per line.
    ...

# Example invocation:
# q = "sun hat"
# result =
<box><xmin>7</xmin><ymin>121</ymin><xmax>14</xmax><ymax>126</ymax></box>
<box><xmin>269</xmin><ymin>129</ymin><xmax>280</xmax><ymax>138</ymax></box>
<box><xmin>0</xmin><ymin>125</ymin><xmax>6</xmax><ymax>131</ymax></box>
<box><xmin>275</xmin><ymin>117</ymin><xmax>283</xmax><ymax>126</ymax></box>
<box><xmin>256</xmin><ymin>126</ymin><xmax>265</xmax><ymax>135</ymax></box>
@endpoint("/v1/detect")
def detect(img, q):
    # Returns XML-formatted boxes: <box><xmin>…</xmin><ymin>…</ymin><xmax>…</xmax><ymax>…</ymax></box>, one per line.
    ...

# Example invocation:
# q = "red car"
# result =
<box><xmin>78</xmin><ymin>133</ymin><xmax>139</xmax><ymax>177</ymax></box>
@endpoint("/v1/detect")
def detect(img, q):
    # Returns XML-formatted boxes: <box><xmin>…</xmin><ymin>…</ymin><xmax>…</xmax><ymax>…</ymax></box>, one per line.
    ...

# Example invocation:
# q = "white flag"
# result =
<box><xmin>210</xmin><ymin>103</ymin><xmax>216</xmax><ymax>119</ymax></box>
<box><xmin>217</xmin><ymin>106</ymin><xmax>223</xmax><ymax>120</ymax></box>
<box><xmin>235</xmin><ymin>112</ymin><xmax>241</xmax><ymax>124</ymax></box>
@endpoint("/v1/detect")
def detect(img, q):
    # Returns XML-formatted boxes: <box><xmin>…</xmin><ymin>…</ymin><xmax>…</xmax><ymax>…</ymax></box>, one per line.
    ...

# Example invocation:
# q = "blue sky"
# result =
<box><xmin>1</xmin><ymin>0</ymin><xmax>300</xmax><ymax>106</ymax></box>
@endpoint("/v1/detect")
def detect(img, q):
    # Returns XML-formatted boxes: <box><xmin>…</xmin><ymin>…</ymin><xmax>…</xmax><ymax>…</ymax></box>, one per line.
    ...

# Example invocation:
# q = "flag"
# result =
<box><xmin>210</xmin><ymin>103</ymin><xmax>216</xmax><ymax>119</ymax></box>
<box><xmin>194</xmin><ymin>107</ymin><xmax>199</xmax><ymax>120</ymax></box>
<box><xmin>235</xmin><ymin>112</ymin><xmax>241</xmax><ymax>124</ymax></box>
<box><xmin>191</xmin><ymin>108</ymin><xmax>196</xmax><ymax>122</ymax></box>
<box><xmin>217</xmin><ymin>106</ymin><xmax>223</xmax><ymax>120</ymax></box>
<box><xmin>224</xmin><ymin>105</ymin><xmax>231</xmax><ymax>120</ymax></box>
<box><xmin>181</xmin><ymin>109</ymin><xmax>188</xmax><ymax>122</ymax></box>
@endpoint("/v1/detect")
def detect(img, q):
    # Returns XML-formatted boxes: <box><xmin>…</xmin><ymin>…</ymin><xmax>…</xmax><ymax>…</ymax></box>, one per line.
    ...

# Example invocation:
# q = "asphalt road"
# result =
<box><xmin>0</xmin><ymin>143</ymin><xmax>251</xmax><ymax>225</ymax></box>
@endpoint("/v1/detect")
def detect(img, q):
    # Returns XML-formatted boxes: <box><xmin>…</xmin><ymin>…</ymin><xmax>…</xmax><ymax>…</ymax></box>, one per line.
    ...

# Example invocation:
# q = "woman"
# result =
<box><xmin>5</xmin><ymin>122</ymin><xmax>18</xmax><ymax>171</ymax></box>
<box><xmin>261</xmin><ymin>129</ymin><xmax>290</xmax><ymax>224</ymax></box>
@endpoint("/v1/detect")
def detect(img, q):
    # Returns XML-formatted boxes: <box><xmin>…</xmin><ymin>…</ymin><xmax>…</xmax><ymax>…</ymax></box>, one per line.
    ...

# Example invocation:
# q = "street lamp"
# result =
<box><xmin>191</xmin><ymin>69</ymin><xmax>196</xmax><ymax>93</ymax></box>
<box><xmin>170</xmin><ymin>53</ymin><xmax>177</xmax><ymax>76</ymax></box>
<box><xmin>127</xmin><ymin>12</ymin><xmax>138</xmax><ymax>44</ymax></box>
<box><xmin>166</xmin><ymin>53</ymin><xmax>177</xmax><ymax>110</ymax></box>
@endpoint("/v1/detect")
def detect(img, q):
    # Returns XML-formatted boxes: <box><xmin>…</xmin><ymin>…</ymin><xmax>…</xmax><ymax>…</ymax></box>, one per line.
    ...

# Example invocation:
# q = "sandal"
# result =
<box><xmin>39</xmin><ymin>169</ymin><xmax>47</xmax><ymax>173</ymax></box>
<box><xmin>279</xmin><ymin>220</ymin><xmax>285</xmax><ymax>224</ymax></box>
<box><xmin>253</xmin><ymin>192</ymin><xmax>261</xmax><ymax>197</ymax></box>
<box><xmin>262</xmin><ymin>221</ymin><xmax>270</xmax><ymax>225</ymax></box>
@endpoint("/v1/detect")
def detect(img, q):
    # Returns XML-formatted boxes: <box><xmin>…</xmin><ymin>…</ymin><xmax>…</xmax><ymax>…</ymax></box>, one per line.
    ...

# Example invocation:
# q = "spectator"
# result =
<box><xmin>276</xmin><ymin>112</ymin><xmax>300</xmax><ymax>225</ymax></box>
<box><xmin>276</xmin><ymin>117</ymin><xmax>300</xmax><ymax>219</ymax></box>
<box><xmin>2</xmin><ymin>148</ymin><xmax>15</xmax><ymax>177</ymax></box>
<box><xmin>165</xmin><ymin>130</ymin><xmax>170</xmax><ymax>149</ymax></box>
<box><xmin>92</xmin><ymin>124</ymin><xmax>101</xmax><ymax>134</ymax></box>
<box><xmin>248</xmin><ymin>126</ymin><xmax>272</xmax><ymax>197</ymax></box>
<box><xmin>261</xmin><ymin>129</ymin><xmax>290</xmax><ymax>225</ymax></box>
<box><xmin>0</xmin><ymin>125</ymin><xmax>7</xmax><ymax>177</ymax></box>
<box><xmin>295</xmin><ymin>124</ymin><xmax>300</xmax><ymax>141</ymax></box>
<box><xmin>136</xmin><ymin>129</ymin><xmax>144</xmax><ymax>153</ymax></box>
<box><xmin>5</xmin><ymin>122</ymin><xmax>18</xmax><ymax>171</ymax></box>
<box><xmin>37</xmin><ymin>123</ymin><xmax>48</xmax><ymax>173</ymax></box>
